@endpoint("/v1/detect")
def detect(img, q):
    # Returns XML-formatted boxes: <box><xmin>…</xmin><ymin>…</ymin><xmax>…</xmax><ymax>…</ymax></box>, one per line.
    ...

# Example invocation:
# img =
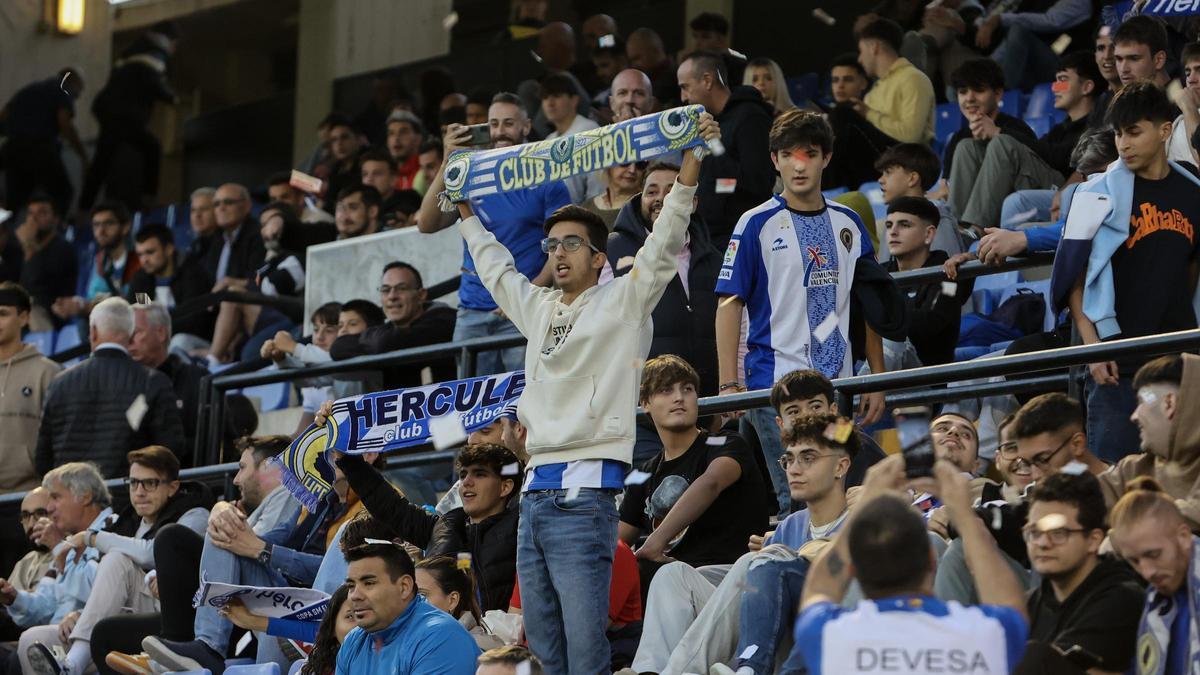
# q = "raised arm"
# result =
<box><xmin>416</xmin><ymin>125</ymin><xmax>470</xmax><ymax>234</ymax></box>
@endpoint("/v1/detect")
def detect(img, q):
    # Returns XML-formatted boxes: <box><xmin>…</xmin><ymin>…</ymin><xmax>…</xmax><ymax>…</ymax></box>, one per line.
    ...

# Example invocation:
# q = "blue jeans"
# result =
<box><xmin>744</xmin><ymin>408</ymin><xmax>788</xmax><ymax>515</ymax></box>
<box><xmin>1085</xmin><ymin>373</ymin><xmax>1141</xmax><ymax>463</ymax></box>
<box><xmin>999</xmin><ymin>189</ymin><xmax>1055</xmax><ymax>229</ymax></box>
<box><xmin>194</xmin><ymin>535</ymin><xmax>285</xmax><ymax>658</ymax></box>
<box><xmin>991</xmin><ymin>24</ymin><xmax>1059</xmax><ymax>91</ymax></box>
<box><xmin>454</xmin><ymin>306</ymin><xmax>525</xmax><ymax>376</ymax></box>
<box><xmin>518</xmin><ymin>488</ymin><xmax>618</xmax><ymax>674</ymax></box>
<box><xmin>738</xmin><ymin>557</ymin><xmax>812</xmax><ymax>674</ymax></box>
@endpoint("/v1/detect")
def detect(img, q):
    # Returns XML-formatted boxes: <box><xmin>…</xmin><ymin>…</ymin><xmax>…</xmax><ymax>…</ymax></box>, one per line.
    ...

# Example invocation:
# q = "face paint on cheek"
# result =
<box><xmin>1051</xmin><ymin>81</ymin><xmax>1071</xmax><ymax>93</ymax></box>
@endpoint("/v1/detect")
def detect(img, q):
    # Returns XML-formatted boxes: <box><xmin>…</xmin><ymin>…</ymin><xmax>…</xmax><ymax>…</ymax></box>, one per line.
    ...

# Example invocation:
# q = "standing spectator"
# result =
<box><xmin>715</xmin><ymin>110</ymin><xmax>898</xmax><ymax>512</ymax></box>
<box><xmin>1017</xmin><ymin>472</ymin><xmax>1143</xmax><ymax>673</ymax></box>
<box><xmin>329</xmin><ymin>261</ymin><xmax>455</xmax><ymax>388</ymax></box>
<box><xmin>452</xmin><ymin>114</ymin><xmax>719</xmax><ymax>674</ymax></box>
<box><xmin>519</xmin><ymin>23</ymin><xmax>593</xmax><ymax>139</ymax></box>
<box><xmin>829</xmin><ymin>53</ymin><xmax>869</xmax><ymax>105</ymax></box>
<box><xmin>15</xmin><ymin>194</ymin><xmax>77</xmax><ymax>331</ymax></box>
<box><xmin>792</xmin><ymin>457</ymin><xmax>1029</xmax><ymax>673</ymax></box>
<box><xmin>0</xmin><ymin>68</ymin><xmax>87</xmax><ymax>215</ymax></box>
<box><xmin>874</xmin><ymin>142</ymin><xmax>966</xmax><ymax>258</ymax></box>
<box><xmin>385</xmin><ymin>110</ymin><xmax>424</xmax><ymax>190</ymax></box>
<box><xmin>55</xmin><ymin>201</ymin><xmax>142</xmax><ymax>323</ymax></box>
<box><xmin>333</xmin><ymin>184</ymin><xmax>383</xmax><ymax>239</ymax></box>
<box><xmin>0</xmin><ymin>283</ymin><xmax>60</xmax><ymax>493</ymax></box>
<box><xmin>266</xmin><ymin>172</ymin><xmax>333</xmax><ymax>225</ymax></box>
<box><xmin>127</xmin><ymin>224</ymin><xmax>212</xmax><ymax>342</ymax></box>
<box><xmin>542</xmin><ymin>72</ymin><xmax>600</xmax><ymax>204</ymax></box>
<box><xmin>880</xmin><ymin>197</ymin><xmax>973</xmax><ymax>369</ymax></box>
<box><xmin>626</xmin><ymin>28</ymin><xmax>679</xmax><ymax>108</ymax></box>
<box><xmin>80</xmin><ymin>23</ymin><xmax>178</xmax><ymax>213</ymax></box>
<box><xmin>1054</xmin><ymin>82</ymin><xmax>1200</xmax><ymax>463</ymax></box>
<box><xmin>609</xmin><ymin>69</ymin><xmax>658</xmax><ymax>123</ymax></box>
<box><xmin>976</xmin><ymin>0</ymin><xmax>1093</xmax><ymax>93</ymax></box>
<box><xmin>743</xmin><ymin>58</ymin><xmax>796</xmax><ymax>117</ymax></box>
<box><xmin>203</xmin><ymin>183</ymin><xmax>265</xmax><ymax>296</ymax></box>
<box><xmin>335</xmin><ymin>543</ymin><xmax>479</xmax><ymax>673</ymax></box>
<box><xmin>322</xmin><ymin>115</ymin><xmax>365</xmax><ymax>211</ymax></box>
<box><xmin>824</xmin><ymin>18</ymin><xmax>935</xmax><ymax>190</ymax></box>
<box><xmin>608</xmin><ymin>162</ymin><xmax>720</xmax><ymax>395</ymax></box>
<box><xmin>130</xmin><ymin>302</ymin><xmax>207</xmax><ymax>467</ymax></box>
<box><xmin>687</xmin><ymin>12</ymin><xmax>748</xmax><ymax>84</ymax></box>
<box><xmin>35</xmin><ymin>297</ymin><xmax>184</xmax><ymax>478</ymax></box>
<box><xmin>416</xmin><ymin>93</ymin><xmax>571</xmax><ymax>376</ymax></box>
<box><xmin>678</xmin><ymin>50</ymin><xmax>775</xmax><ymax>250</ymax></box>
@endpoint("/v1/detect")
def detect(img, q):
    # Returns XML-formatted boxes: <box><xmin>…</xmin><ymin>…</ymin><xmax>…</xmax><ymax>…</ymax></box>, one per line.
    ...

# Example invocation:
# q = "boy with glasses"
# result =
<box><xmin>1010</xmin><ymin>393</ymin><xmax>1109</xmax><ymax>481</ymax></box>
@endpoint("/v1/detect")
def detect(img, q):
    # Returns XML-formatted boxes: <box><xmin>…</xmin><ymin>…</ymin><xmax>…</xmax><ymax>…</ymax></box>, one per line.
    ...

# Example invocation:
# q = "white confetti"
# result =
<box><xmin>126</xmin><ymin>394</ymin><xmax>148</xmax><ymax>431</ymax></box>
<box><xmin>739</xmin><ymin>644</ymin><xmax>759</xmax><ymax>660</ymax></box>
<box><xmin>940</xmin><ymin>281</ymin><xmax>958</xmax><ymax>297</ymax></box>
<box><xmin>625</xmin><ymin>470</ymin><xmax>652</xmax><ymax>486</ymax></box>
<box><xmin>813</xmin><ymin>313</ymin><xmax>838</xmax><ymax>343</ymax></box>
<box><xmin>812</xmin><ymin>8</ymin><xmax>836</xmax><ymax>25</ymax></box>
<box><xmin>1138</xmin><ymin>390</ymin><xmax>1158</xmax><ymax>405</ymax></box>
<box><xmin>706</xmin><ymin>435</ymin><xmax>727</xmax><ymax>446</ymax></box>
<box><xmin>516</xmin><ymin>661</ymin><xmax>531</xmax><ymax>675</ymax></box>
<box><xmin>0</xmin><ymin>208</ymin><xmax>11</xmax><ymax>226</ymax></box>
<box><xmin>441</xmin><ymin>11</ymin><xmax>459</xmax><ymax>30</ymax></box>
<box><xmin>234</xmin><ymin>630</ymin><xmax>252</xmax><ymax>655</ymax></box>
<box><xmin>429</xmin><ymin>413</ymin><xmax>467</xmax><ymax>450</ymax></box>
<box><xmin>566</xmin><ymin>486</ymin><xmax>581</xmax><ymax>502</ymax></box>
<box><xmin>1003</xmin><ymin>208</ymin><xmax>1038</xmax><ymax>227</ymax></box>
<box><xmin>1059</xmin><ymin>461</ymin><xmax>1088</xmax><ymax>475</ymax></box>
<box><xmin>501</xmin><ymin>462</ymin><xmax>521</xmax><ymax>476</ymax></box>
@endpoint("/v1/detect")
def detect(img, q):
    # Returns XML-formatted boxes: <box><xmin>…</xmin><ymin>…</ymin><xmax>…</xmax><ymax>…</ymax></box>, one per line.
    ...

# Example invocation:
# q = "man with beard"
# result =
<box><xmin>5</xmin><ymin>488</ymin><xmax>59</xmax><ymax>593</ymax></box>
<box><xmin>53</xmin><ymin>201</ymin><xmax>141</xmax><ymax>322</ymax></box>
<box><xmin>385</xmin><ymin>110</ymin><xmax>423</xmax><ymax>190</ymax></box>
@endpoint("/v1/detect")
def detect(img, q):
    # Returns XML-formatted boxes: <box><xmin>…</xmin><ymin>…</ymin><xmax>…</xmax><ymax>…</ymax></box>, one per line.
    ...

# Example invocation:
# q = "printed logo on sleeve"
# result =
<box><xmin>723</xmin><ymin>240</ymin><xmax>739</xmax><ymax>266</ymax></box>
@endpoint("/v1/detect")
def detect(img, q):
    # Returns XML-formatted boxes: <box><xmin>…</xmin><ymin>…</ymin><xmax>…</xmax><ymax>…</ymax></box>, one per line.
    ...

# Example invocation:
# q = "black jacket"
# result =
<box><xmin>1019</xmin><ymin>114</ymin><xmax>1090</xmax><ymax>177</ymax></box>
<box><xmin>849</xmin><ymin>255</ymin><xmax>911</xmax><ymax>364</ymax></box>
<box><xmin>20</xmin><ymin>234</ymin><xmax>77</xmax><ymax>309</ymax></box>
<box><xmin>695</xmin><ymin>86</ymin><xmax>776</xmax><ymax>247</ymax></box>
<box><xmin>1016</xmin><ymin>555</ymin><xmax>1145</xmax><ymax>674</ymax></box>
<box><xmin>105</xmin><ymin>480</ymin><xmax>215</xmax><ymax>540</ymax></box>
<box><xmin>330</xmin><ymin>302</ymin><xmax>457</xmax><ymax>389</ymax></box>
<box><xmin>883</xmin><ymin>250</ymin><xmax>973</xmax><ymax>367</ymax></box>
<box><xmin>337</xmin><ymin>454</ymin><xmax>518</xmax><ymax>611</ymax></box>
<box><xmin>127</xmin><ymin>250</ymin><xmax>217</xmax><ymax>340</ymax></box>
<box><xmin>202</xmin><ymin>220</ymin><xmax>265</xmax><ymax>284</ymax></box>
<box><xmin>35</xmin><ymin>347</ymin><xmax>185</xmax><ymax>478</ymax></box>
<box><xmin>157</xmin><ymin>353</ymin><xmax>208</xmax><ymax>467</ymax></box>
<box><xmin>943</xmin><ymin>112</ymin><xmax>1038</xmax><ymax>177</ymax></box>
<box><xmin>608</xmin><ymin>196</ymin><xmax>721</xmax><ymax>395</ymax></box>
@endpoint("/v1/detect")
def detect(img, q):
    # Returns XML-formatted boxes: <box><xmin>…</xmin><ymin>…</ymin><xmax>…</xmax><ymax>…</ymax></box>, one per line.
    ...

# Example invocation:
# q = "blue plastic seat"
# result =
<box><xmin>935</xmin><ymin>103</ymin><xmax>962</xmax><ymax>141</ymax></box>
<box><xmin>821</xmin><ymin>187</ymin><xmax>848</xmax><ymax>200</ymax></box>
<box><xmin>238</xmin><ymin>382</ymin><xmax>291</xmax><ymax>412</ymax></box>
<box><xmin>857</xmin><ymin>181</ymin><xmax>888</xmax><ymax>222</ymax></box>
<box><xmin>997</xmin><ymin>89</ymin><xmax>1021</xmax><ymax>115</ymax></box>
<box><xmin>1024</xmin><ymin>116</ymin><xmax>1052</xmax><ymax>138</ymax></box>
<box><xmin>224</xmin><ymin>664</ymin><xmax>280</xmax><ymax>675</ymax></box>
<box><xmin>287</xmin><ymin>661</ymin><xmax>305</xmax><ymax>675</ymax></box>
<box><xmin>168</xmin><ymin>670</ymin><xmax>211</xmax><ymax>675</ymax></box>
<box><xmin>786</xmin><ymin>72</ymin><xmax>820</xmax><ymax>104</ymax></box>
<box><xmin>22</xmin><ymin>331</ymin><xmax>55</xmax><ymax>356</ymax></box>
<box><xmin>971</xmin><ymin>270</ymin><xmax>1020</xmax><ymax>315</ymax></box>
<box><xmin>1023</xmin><ymin>82</ymin><xmax>1055</xmax><ymax>119</ymax></box>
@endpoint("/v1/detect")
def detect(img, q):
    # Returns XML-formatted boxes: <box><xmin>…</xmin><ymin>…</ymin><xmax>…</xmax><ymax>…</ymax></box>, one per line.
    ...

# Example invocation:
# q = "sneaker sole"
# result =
<box><xmin>26</xmin><ymin>643</ymin><xmax>62</xmax><ymax>675</ymax></box>
<box><xmin>141</xmin><ymin>637</ymin><xmax>204</xmax><ymax>673</ymax></box>
<box><xmin>105</xmin><ymin>652</ymin><xmax>153</xmax><ymax>675</ymax></box>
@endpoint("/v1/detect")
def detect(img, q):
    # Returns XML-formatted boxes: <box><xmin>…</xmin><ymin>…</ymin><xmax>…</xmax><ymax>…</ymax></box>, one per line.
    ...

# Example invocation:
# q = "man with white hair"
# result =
<box><xmin>35</xmin><ymin>297</ymin><xmax>184</xmax><ymax>478</ymax></box>
<box><xmin>201</xmin><ymin>182</ymin><xmax>265</xmax><ymax>297</ymax></box>
<box><xmin>130</xmin><ymin>303</ymin><xmax>207</xmax><ymax>466</ymax></box>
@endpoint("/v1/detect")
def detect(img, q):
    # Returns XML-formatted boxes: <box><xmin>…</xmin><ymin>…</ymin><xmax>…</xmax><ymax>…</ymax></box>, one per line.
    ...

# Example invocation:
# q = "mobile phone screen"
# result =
<box><xmin>896</xmin><ymin>407</ymin><xmax>934</xmax><ymax>478</ymax></box>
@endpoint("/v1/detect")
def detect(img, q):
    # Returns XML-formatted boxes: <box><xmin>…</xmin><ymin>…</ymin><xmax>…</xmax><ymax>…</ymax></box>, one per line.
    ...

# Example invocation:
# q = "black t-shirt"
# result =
<box><xmin>1110</xmin><ymin>169</ymin><xmax>1200</xmax><ymax>371</ymax></box>
<box><xmin>620</xmin><ymin>430</ymin><xmax>769</xmax><ymax>567</ymax></box>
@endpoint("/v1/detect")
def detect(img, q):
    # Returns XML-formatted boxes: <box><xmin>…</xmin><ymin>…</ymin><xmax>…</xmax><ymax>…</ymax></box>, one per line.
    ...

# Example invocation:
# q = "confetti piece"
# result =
<box><xmin>441</xmin><ymin>11</ymin><xmax>459</xmax><ymax>30</ymax></box>
<box><xmin>60</xmin><ymin>71</ymin><xmax>71</xmax><ymax>93</ymax></box>
<box><xmin>135</xmin><ymin>292</ymin><xmax>152</xmax><ymax>305</ymax></box>
<box><xmin>502</xmin><ymin>462</ymin><xmax>521</xmax><ymax>476</ymax></box>
<box><xmin>1050</xmin><ymin>33</ymin><xmax>1072</xmax><ymax>55</ymax></box>
<box><xmin>290</xmin><ymin>169</ymin><xmax>323</xmax><ymax>195</ymax></box>
<box><xmin>812</xmin><ymin>8</ymin><xmax>836</xmax><ymax>25</ymax></box>
<box><xmin>235</xmin><ymin>631</ymin><xmax>252</xmax><ymax>656</ymax></box>
<box><xmin>516</xmin><ymin>661</ymin><xmax>531</xmax><ymax>675</ymax></box>
<box><xmin>823</xmin><ymin>419</ymin><xmax>854</xmax><ymax>443</ymax></box>
<box><xmin>456</xmin><ymin>552</ymin><xmax>472</xmax><ymax>571</ymax></box>
<box><xmin>1003</xmin><ymin>207</ymin><xmax>1038</xmax><ymax>227</ymax></box>
<box><xmin>940</xmin><ymin>281</ymin><xmax>958</xmax><ymax>297</ymax></box>
<box><xmin>126</xmin><ymin>394</ymin><xmax>148</xmax><ymax>431</ymax></box>
<box><xmin>1059</xmin><ymin>461</ymin><xmax>1088</xmax><ymax>476</ymax></box>
<box><xmin>1138</xmin><ymin>390</ymin><xmax>1158</xmax><ymax>405</ymax></box>
<box><xmin>566</xmin><ymin>486</ymin><xmax>581</xmax><ymax>502</ymax></box>
<box><xmin>813</xmin><ymin>312</ymin><xmax>838</xmax><ymax>342</ymax></box>
<box><xmin>0</xmin><ymin>208</ymin><xmax>11</xmax><ymax>226</ymax></box>
<box><xmin>705</xmin><ymin>435</ymin><xmax>727</xmax><ymax>446</ymax></box>
<box><xmin>739</xmin><ymin>645</ymin><xmax>759</xmax><ymax>660</ymax></box>
<box><xmin>429</xmin><ymin>413</ymin><xmax>467</xmax><ymax>450</ymax></box>
<box><xmin>625</xmin><ymin>470</ymin><xmax>652</xmax><ymax>486</ymax></box>
<box><xmin>1035</xmin><ymin>514</ymin><xmax>1070</xmax><ymax>531</ymax></box>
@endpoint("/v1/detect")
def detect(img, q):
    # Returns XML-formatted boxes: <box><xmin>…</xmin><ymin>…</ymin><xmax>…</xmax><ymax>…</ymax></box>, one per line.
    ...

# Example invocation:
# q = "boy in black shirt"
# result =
<box><xmin>619</xmin><ymin>355</ymin><xmax>768</xmax><ymax>575</ymax></box>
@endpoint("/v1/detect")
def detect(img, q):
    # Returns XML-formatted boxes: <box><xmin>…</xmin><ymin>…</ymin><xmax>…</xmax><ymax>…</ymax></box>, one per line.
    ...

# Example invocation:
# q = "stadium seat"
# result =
<box><xmin>166</xmin><ymin>671</ymin><xmax>211</xmax><ymax>675</ymax></box>
<box><xmin>935</xmin><ymin>103</ymin><xmax>962</xmax><ymax>141</ymax></box>
<box><xmin>1023</xmin><ymin>83</ymin><xmax>1054</xmax><ymax>119</ymax></box>
<box><xmin>287</xmin><ymin>661</ymin><xmax>304</xmax><ymax>675</ymax></box>
<box><xmin>821</xmin><ymin>187</ymin><xmax>849</xmax><ymax>200</ymax></box>
<box><xmin>786</xmin><ymin>72</ymin><xmax>820</xmax><ymax>105</ymax></box>
<box><xmin>224</xmin><ymin>664</ymin><xmax>280</xmax><ymax>675</ymax></box>
<box><xmin>857</xmin><ymin>181</ymin><xmax>888</xmax><ymax>223</ymax></box>
<box><xmin>239</xmin><ymin>381</ymin><xmax>291</xmax><ymax>412</ymax></box>
<box><xmin>22</xmin><ymin>330</ymin><xmax>55</xmax><ymax>356</ymax></box>
<box><xmin>1024</xmin><ymin>116</ymin><xmax>1052</xmax><ymax>138</ymax></box>
<box><xmin>997</xmin><ymin>89</ymin><xmax>1021</xmax><ymax>116</ymax></box>
<box><xmin>54</xmin><ymin>324</ymin><xmax>81</xmax><ymax>353</ymax></box>
<box><xmin>225</xmin><ymin>659</ymin><xmax>254</xmax><ymax>668</ymax></box>
<box><xmin>971</xmin><ymin>270</ymin><xmax>1020</xmax><ymax>315</ymax></box>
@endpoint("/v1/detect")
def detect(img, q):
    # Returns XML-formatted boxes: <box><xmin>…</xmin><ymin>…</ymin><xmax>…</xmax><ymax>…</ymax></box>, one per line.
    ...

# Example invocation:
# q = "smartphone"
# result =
<box><xmin>465</xmin><ymin>123</ymin><xmax>491</xmax><ymax>147</ymax></box>
<box><xmin>1061</xmin><ymin>644</ymin><xmax>1102</xmax><ymax>669</ymax></box>
<box><xmin>895</xmin><ymin>406</ymin><xmax>934</xmax><ymax>479</ymax></box>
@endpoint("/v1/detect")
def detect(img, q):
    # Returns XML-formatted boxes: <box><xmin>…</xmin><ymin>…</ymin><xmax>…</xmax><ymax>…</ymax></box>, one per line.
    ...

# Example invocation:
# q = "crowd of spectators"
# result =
<box><xmin>1</xmin><ymin>1</ymin><xmax>1200</xmax><ymax>673</ymax></box>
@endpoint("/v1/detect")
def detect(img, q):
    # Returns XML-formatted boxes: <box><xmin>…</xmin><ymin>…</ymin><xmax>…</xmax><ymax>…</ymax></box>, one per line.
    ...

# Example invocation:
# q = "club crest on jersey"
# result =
<box><xmin>839</xmin><ymin>227</ymin><xmax>853</xmax><ymax>252</ymax></box>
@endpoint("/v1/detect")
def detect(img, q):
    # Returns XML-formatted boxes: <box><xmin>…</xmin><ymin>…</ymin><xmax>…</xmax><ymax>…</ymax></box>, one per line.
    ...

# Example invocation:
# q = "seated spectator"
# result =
<box><xmin>743</xmin><ymin>57</ymin><xmax>796</xmax><ymax>117</ymax></box>
<box><xmin>1053</xmin><ymin>82</ymin><xmax>1200</xmax><ymax>463</ymax></box>
<box><xmin>823</xmin><ymin>18</ymin><xmax>935</xmax><ymax>190</ymax></box>
<box><xmin>415</xmin><ymin>556</ymin><xmax>503</xmax><ymax>649</ymax></box>
<box><xmin>261</xmin><ymin>301</ymin><xmax>340</xmax><ymax>431</ymax></box>
<box><xmin>1113</xmin><ymin>16</ymin><xmax>1171</xmax><ymax>90</ymax></box>
<box><xmin>619</xmin><ymin>355</ymin><xmax>769</xmax><ymax>575</ymax></box>
<box><xmin>1100</xmin><ymin>354</ymin><xmax>1200</xmax><ymax>530</ymax></box>
<box><xmin>878</xmin><ymin>197</ymin><xmax>973</xmax><ymax>369</ymax></box>
<box><xmin>57</xmin><ymin>201</ymin><xmax>142</xmax><ymax>324</ymax></box>
<box><xmin>203</xmin><ymin>183</ymin><xmax>265</xmax><ymax>299</ymax></box>
<box><xmin>36</xmin><ymin>297</ymin><xmax>184</xmax><ymax>478</ymax></box>
<box><xmin>588</xmin><ymin>38</ymin><xmax>628</xmax><ymax>113</ymax></box>
<box><xmin>164</xmin><ymin>188</ymin><xmax>221</xmax><ymax>350</ymax></box>
<box><xmin>21</xmin><ymin>447</ymin><xmax>213</xmax><ymax>675</ymax></box>
<box><xmin>792</xmin><ymin>457</ymin><xmax>1029</xmax><ymax>673</ymax></box>
<box><xmin>678</xmin><ymin>50</ymin><xmax>775</xmax><ymax>250</ymax></box>
<box><xmin>477</xmin><ymin>646</ymin><xmax>543</xmax><ymax>675</ymax></box>
<box><xmin>359</xmin><ymin>148</ymin><xmax>418</xmax><ymax>230</ymax></box>
<box><xmin>266</xmin><ymin>172</ymin><xmax>333</xmax><ymax>224</ymax></box>
<box><xmin>1010</xmin><ymin>393</ymin><xmax>1109</xmax><ymax>482</ymax></box>
<box><xmin>322</xmin><ymin>115</ymin><xmax>365</xmax><ymax>210</ymax></box>
<box><xmin>1109</xmin><ymin>478</ymin><xmax>1199</xmax><ymax>674</ymax></box>
<box><xmin>993</xmin><ymin>414</ymin><xmax>1034</xmax><ymax>498</ymax></box>
<box><xmin>945</xmin><ymin>58</ymin><xmax>1038</xmax><ymax>234</ymax></box>
<box><xmin>130</xmin><ymin>302</ymin><xmax>207</xmax><ymax>466</ymax></box>
<box><xmin>1171</xmin><ymin>42</ymin><xmax>1200</xmax><ymax>168</ymax></box>
<box><xmin>687</xmin><ymin>12</ymin><xmax>748</xmax><ymax>84</ymax></box>
<box><xmin>335</xmin><ymin>443</ymin><xmax>521</xmax><ymax>612</ymax></box>
<box><xmin>290</xmin><ymin>583</ymin><xmax>352</xmax><ymax>675</ymax></box>
<box><xmin>626</xmin><ymin>27</ymin><xmax>678</xmax><ymax>108</ymax></box>
<box><xmin>609</xmin><ymin>162</ymin><xmax>720</xmax><ymax>399</ymax></box>
<box><xmin>5</xmin><ymin>488</ymin><xmax>56</xmax><ymax>594</ymax></box>
<box><xmin>874</xmin><ymin>142</ymin><xmax>966</xmax><ymax>259</ymax></box>
<box><xmin>14</xmin><ymin>192</ymin><xmax>77</xmax><ymax>331</ymax></box>
<box><xmin>333</xmin><ymin>184</ymin><xmax>383</xmax><ymax>239</ymax></box>
<box><xmin>828</xmin><ymin>52</ymin><xmax>868</xmax><ymax>105</ymax></box>
<box><xmin>127</xmin><ymin>225</ymin><xmax>212</xmax><ymax>339</ymax></box>
<box><xmin>385</xmin><ymin>110</ymin><xmax>423</xmax><ymax>190</ymax></box>
<box><xmin>582</xmin><ymin>162</ymin><xmax>644</xmax><ymax>230</ymax></box>
<box><xmin>976</xmin><ymin>0</ymin><xmax>1093</xmax><ymax>92</ymax></box>
<box><xmin>609</xmin><ymin>69</ymin><xmax>658</xmax><ymax>124</ymax></box>
<box><xmin>335</xmin><ymin>542</ymin><xmax>479</xmax><ymax>672</ymax></box>
<box><xmin>949</xmin><ymin>52</ymin><xmax>1102</xmax><ymax>232</ymax></box>
<box><xmin>0</xmin><ymin>282</ymin><xmax>60</xmax><ymax>493</ymax></box>
<box><xmin>413</xmin><ymin>138</ymin><xmax>443</xmax><ymax>196</ymax></box>
<box><xmin>329</xmin><ymin>261</ymin><xmax>455</xmax><ymax>389</ymax></box>
<box><xmin>1015</xmin><ymin>471</ymin><xmax>1143</xmax><ymax>674</ymax></box>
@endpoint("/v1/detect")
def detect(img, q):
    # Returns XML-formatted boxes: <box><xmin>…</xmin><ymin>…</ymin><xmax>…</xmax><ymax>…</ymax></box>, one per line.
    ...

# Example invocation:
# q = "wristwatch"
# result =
<box><xmin>255</xmin><ymin>544</ymin><xmax>272</xmax><ymax>567</ymax></box>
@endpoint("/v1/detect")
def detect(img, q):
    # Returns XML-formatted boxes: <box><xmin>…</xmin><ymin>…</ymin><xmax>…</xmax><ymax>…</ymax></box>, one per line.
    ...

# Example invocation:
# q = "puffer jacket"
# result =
<box><xmin>35</xmin><ymin>347</ymin><xmax>184</xmax><ymax>478</ymax></box>
<box><xmin>337</xmin><ymin>454</ymin><xmax>518</xmax><ymax>611</ymax></box>
<box><xmin>0</xmin><ymin>344</ymin><xmax>60</xmax><ymax>491</ymax></box>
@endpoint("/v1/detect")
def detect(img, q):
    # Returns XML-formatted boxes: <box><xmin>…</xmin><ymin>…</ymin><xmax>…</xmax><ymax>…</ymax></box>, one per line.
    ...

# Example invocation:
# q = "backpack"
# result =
<box><xmin>987</xmin><ymin>288</ymin><xmax>1046</xmax><ymax>337</ymax></box>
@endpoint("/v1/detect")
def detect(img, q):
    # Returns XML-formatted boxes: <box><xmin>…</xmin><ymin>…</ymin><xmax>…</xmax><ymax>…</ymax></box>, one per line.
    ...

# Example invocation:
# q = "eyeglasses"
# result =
<box><xmin>997</xmin><ymin>441</ymin><xmax>1019</xmax><ymax>460</ymax></box>
<box><xmin>779</xmin><ymin>452</ymin><xmax>837</xmax><ymax>470</ymax></box>
<box><xmin>1011</xmin><ymin>432</ymin><xmax>1077</xmax><ymax>472</ymax></box>
<box><xmin>1022</xmin><ymin>526</ymin><xmax>1087</xmax><ymax>545</ymax></box>
<box><xmin>541</xmin><ymin>235</ymin><xmax>598</xmax><ymax>254</ymax></box>
<box><xmin>19</xmin><ymin>508</ymin><xmax>49</xmax><ymax>523</ymax></box>
<box><xmin>213</xmin><ymin>198</ymin><xmax>244</xmax><ymax>207</ymax></box>
<box><xmin>125</xmin><ymin>477</ymin><xmax>165</xmax><ymax>491</ymax></box>
<box><xmin>378</xmin><ymin>284</ymin><xmax>419</xmax><ymax>295</ymax></box>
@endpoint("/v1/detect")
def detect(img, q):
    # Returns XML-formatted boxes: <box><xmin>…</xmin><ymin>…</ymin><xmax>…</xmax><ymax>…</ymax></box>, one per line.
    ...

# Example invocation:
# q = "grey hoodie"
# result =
<box><xmin>0</xmin><ymin>344</ymin><xmax>60</xmax><ymax>492</ymax></box>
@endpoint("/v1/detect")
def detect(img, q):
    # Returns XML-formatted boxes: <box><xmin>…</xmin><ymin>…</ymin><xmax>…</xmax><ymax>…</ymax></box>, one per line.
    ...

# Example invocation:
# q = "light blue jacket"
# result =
<box><xmin>9</xmin><ymin>507</ymin><xmax>113</xmax><ymax>626</ymax></box>
<box><xmin>335</xmin><ymin>595</ymin><xmax>478</xmax><ymax>675</ymax></box>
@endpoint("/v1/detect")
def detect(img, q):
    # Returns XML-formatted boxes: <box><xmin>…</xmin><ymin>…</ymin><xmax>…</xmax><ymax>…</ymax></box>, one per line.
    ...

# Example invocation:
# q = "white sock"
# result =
<box><xmin>66</xmin><ymin>639</ymin><xmax>90</xmax><ymax>675</ymax></box>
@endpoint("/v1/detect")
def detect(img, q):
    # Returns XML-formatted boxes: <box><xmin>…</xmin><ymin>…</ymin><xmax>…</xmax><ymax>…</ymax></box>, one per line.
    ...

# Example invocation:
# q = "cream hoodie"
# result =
<box><xmin>460</xmin><ymin>181</ymin><xmax>697</xmax><ymax>467</ymax></box>
<box><xmin>0</xmin><ymin>344</ymin><xmax>61</xmax><ymax>492</ymax></box>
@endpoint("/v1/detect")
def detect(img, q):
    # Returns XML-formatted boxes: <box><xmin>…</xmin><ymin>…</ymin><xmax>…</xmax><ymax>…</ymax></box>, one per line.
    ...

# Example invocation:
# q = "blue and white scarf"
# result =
<box><xmin>439</xmin><ymin>105</ymin><xmax>709</xmax><ymax>205</ymax></box>
<box><xmin>1136</xmin><ymin>535</ymin><xmax>1200</xmax><ymax>675</ymax></box>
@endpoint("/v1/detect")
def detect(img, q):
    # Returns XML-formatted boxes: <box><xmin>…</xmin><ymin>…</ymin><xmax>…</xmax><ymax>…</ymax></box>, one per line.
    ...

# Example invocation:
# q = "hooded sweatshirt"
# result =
<box><xmin>0</xmin><ymin>344</ymin><xmax>61</xmax><ymax>491</ymax></box>
<box><xmin>460</xmin><ymin>181</ymin><xmax>698</xmax><ymax>467</ymax></box>
<box><xmin>695</xmin><ymin>86</ymin><xmax>776</xmax><ymax>246</ymax></box>
<box><xmin>1098</xmin><ymin>353</ymin><xmax>1200</xmax><ymax>529</ymax></box>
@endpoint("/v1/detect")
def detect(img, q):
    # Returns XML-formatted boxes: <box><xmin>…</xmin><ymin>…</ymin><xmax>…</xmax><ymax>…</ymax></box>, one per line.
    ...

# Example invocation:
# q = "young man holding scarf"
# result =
<box><xmin>455</xmin><ymin>112</ymin><xmax>721</xmax><ymax>674</ymax></box>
